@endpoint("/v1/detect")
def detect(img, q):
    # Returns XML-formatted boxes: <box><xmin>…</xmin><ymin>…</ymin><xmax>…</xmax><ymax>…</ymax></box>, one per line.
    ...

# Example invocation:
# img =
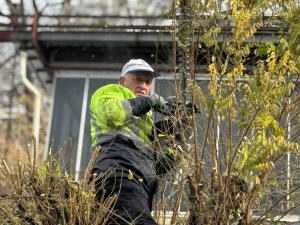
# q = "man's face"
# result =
<box><xmin>119</xmin><ymin>72</ymin><xmax>154</xmax><ymax>97</ymax></box>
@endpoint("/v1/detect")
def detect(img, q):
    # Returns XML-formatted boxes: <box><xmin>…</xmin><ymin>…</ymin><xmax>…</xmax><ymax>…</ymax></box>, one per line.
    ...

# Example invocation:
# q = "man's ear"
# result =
<box><xmin>119</xmin><ymin>76</ymin><xmax>125</xmax><ymax>86</ymax></box>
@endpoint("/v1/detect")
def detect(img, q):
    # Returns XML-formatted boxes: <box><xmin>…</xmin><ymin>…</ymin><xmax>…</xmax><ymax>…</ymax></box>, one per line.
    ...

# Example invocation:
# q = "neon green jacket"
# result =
<box><xmin>90</xmin><ymin>84</ymin><xmax>154</xmax><ymax>148</ymax></box>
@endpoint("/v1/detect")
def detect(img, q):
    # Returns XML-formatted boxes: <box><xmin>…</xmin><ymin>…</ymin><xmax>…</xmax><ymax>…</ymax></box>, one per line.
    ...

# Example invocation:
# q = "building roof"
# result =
<box><xmin>0</xmin><ymin>14</ymin><xmax>281</xmax><ymax>90</ymax></box>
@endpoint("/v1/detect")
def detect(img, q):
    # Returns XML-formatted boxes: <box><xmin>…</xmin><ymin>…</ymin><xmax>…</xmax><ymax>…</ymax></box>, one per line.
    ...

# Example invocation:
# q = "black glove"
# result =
<box><xmin>155</xmin><ymin>134</ymin><xmax>176</xmax><ymax>174</ymax></box>
<box><xmin>149</xmin><ymin>94</ymin><xmax>167</xmax><ymax>111</ymax></box>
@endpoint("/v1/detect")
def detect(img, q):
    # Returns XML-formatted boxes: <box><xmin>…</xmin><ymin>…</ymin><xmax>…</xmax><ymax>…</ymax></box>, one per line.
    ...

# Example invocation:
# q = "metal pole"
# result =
<box><xmin>20</xmin><ymin>51</ymin><xmax>41</xmax><ymax>151</ymax></box>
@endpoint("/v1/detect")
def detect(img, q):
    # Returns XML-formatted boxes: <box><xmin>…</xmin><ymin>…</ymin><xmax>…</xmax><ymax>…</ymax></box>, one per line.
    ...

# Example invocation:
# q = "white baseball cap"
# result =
<box><xmin>120</xmin><ymin>59</ymin><xmax>159</xmax><ymax>77</ymax></box>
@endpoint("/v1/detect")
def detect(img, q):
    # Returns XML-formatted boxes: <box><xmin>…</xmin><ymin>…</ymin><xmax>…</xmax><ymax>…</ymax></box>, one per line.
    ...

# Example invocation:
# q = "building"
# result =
<box><xmin>1</xmin><ymin>10</ymin><xmax>299</xmax><ymax>223</ymax></box>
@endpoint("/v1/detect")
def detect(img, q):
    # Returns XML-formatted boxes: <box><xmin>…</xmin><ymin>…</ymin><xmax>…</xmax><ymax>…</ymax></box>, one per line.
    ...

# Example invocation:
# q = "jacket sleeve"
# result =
<box><xmin>123</xmin><ymin>96</ymin><xmax>152</xmax><ymax>116</ymax></box>
<box><xmin>94</xmin><ymin>97</ymin><xmax>152</xmax><ymax>127</ymax></box>
<box><xmin>90</xmin><ymin>84</ymin><xmax>152</xmax><ymax>128</ymax></box>
<box><xmin>95</xmin><ymin>99</ymin><xmax>129</xmax><ymax>127</ymax></box>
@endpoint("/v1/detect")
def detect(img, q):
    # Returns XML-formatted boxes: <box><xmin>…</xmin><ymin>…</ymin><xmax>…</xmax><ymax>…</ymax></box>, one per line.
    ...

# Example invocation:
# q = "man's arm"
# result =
<box><xmin>123</xmin><ymin>97</ymin><xmax>152</xmax><ymax>116</ymax></box>
<box><xmin>94</xmin><ymin>96</ymin><xmax>154</xmax><ymax>127</ymax></box>
<box><xmin>125</xmin><ymin>94</ymin><xmax>168</xmax><ymax>116</ymax></box>
<box><xmin>91</xmin><ymin>83</ymin><xmax>167</xmax><ymax>125</ymax></box>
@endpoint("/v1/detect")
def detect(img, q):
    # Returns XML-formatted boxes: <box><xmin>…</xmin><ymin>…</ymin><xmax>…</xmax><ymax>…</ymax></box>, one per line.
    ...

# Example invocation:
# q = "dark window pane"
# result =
<box><xmin>49</xmin><ymin>78</ymin><xmax>85</xmax><ymax>173</ymax></box>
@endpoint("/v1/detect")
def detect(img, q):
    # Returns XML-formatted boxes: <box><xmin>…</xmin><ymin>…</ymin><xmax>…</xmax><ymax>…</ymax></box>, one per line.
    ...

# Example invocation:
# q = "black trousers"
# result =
<box><xmin>96</xmin><ymin>177</ymin><xmax>158</xmax><ymax>225</ymax></box>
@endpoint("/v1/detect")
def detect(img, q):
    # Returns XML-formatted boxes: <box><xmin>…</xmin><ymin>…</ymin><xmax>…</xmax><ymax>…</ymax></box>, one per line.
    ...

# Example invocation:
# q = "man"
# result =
<box><xmin>90</xmin><ymin>59</ymin><xmax>170</xmax><ymax>225</ymax></box>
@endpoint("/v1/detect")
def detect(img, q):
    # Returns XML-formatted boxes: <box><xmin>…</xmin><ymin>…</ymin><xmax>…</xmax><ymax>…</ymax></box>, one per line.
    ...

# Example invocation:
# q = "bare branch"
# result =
<box><xmin>0</xmin><ymin>52</ymin><xmax>17</xmax><ymax>69</ymax></box>
<box><xmin>32</xmin><ymin>0</ymin><xmax>38</xmax><ymax>12</ymax></box>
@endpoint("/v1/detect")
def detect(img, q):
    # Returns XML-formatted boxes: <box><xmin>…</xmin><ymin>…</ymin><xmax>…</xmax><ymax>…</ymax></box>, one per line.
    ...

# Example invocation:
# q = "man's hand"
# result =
<box><xmin>149</xmin><ymin>94</ymin><xmax>167</xmax><ymax>111</ymax></box>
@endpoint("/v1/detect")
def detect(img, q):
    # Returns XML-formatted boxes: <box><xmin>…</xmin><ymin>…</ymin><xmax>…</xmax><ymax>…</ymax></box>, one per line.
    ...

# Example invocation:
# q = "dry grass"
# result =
<box><xmin>0</xmin><ymin>139</ymin><xmax>118</xmax><ymax>225</ymax></box>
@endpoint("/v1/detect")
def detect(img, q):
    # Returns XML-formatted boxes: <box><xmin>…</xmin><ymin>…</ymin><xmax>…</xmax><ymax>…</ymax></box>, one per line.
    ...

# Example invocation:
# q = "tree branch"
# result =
<box><xmin>0</xmin><ymin>52</ymin><xmax>17</xmax><ymax>69</ymax></box>
<box><xmin>32</xmin><ymin>0</ymin><xmax>38</xmax><ymax>12</ymax></box>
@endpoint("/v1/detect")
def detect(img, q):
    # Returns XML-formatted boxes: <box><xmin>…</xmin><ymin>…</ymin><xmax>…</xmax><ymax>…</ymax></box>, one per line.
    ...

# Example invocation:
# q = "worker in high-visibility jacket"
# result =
<box><xmin>90</xmin><ymin>59</ymin><xmax>173</xmax><ymax>225</ymax></box>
